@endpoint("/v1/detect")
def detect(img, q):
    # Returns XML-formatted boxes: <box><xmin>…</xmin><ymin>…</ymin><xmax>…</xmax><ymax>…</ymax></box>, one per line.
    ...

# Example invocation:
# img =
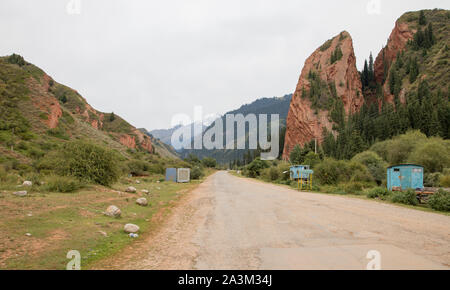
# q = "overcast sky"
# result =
<box><xmin>1</xmin><ymin>0</ymin><xmax>449</xmax><ymax>130</ymax></box>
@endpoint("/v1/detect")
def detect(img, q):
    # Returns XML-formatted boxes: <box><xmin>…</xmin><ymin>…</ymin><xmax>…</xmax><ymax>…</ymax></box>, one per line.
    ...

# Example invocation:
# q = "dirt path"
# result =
<box><xmin>97</xmin><ymin>171</ymin><xmax>450</xmax><ymax>270</ymax></box>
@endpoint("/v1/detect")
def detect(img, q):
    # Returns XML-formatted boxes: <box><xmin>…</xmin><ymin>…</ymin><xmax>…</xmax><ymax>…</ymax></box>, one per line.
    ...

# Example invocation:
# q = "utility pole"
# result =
<box><xmin>314</xmin><ymin>138</ymin><xmax>317</xmax><ymax>154</ymax></box>
<box><xmin>11</xmin><ymin>128</ymin><xmax>14</xmax><ymax>151</ymax></box>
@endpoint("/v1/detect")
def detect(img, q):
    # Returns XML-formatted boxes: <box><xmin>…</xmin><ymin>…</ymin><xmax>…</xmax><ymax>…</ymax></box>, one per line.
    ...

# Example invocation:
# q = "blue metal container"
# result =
<box><xmin>290</xmin><ymin>165</ymin><xmax>313</xmax><ymax>180</ymax></box>
<box><xmin>165</xmin><ymin>168</ymin><xmax>177</xmax><ymax>182</ymax></box>
<box><xmin>387</xmin><ymin>164</ymin><xmax>424</xmax><ymax>191</ymax></box>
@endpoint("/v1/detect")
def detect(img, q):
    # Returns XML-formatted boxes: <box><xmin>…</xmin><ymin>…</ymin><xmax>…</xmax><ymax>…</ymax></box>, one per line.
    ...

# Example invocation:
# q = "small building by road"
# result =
<box><xmin>387</xmin><ymin>164</ymin><xmax>424</xmax><ymax>191</ymax></box>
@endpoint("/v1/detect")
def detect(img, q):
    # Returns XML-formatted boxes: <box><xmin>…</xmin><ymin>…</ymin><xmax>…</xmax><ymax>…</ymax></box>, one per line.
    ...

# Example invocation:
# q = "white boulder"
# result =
<box><xmin>136</xmin><ymin>197</ymin><xmax>148</xmax><ymax>206</ymax></box>
<box><xmin>126</xmin><ymin>186</ymin><xmax>137</xmax><ymax>193</ymax></box>
<box><xmin>105</xmin><ymin>205</ymin><xmax>121</xmax><ymax>218</ymax></box>
<box><xmin>22</xmin><ymin>181</ymin><xmax>32</xmax><ymax>186</ymax></box>
<box><xmin>14</xmin><ymin>191</ymin><xmax>27</xmax><ymax>197</ymax></box>
<box><xmin>124</xmin><ymin>223</ymin><xmax>140</xmax><ymax>233</ymax></box>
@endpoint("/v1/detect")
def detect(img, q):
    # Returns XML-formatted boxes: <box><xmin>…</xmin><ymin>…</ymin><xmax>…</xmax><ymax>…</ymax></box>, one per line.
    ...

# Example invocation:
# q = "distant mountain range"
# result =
<box><xmin>150</xmin><ymin>94</ymin><xmax>292</xmax><ymax>164</ymax></box>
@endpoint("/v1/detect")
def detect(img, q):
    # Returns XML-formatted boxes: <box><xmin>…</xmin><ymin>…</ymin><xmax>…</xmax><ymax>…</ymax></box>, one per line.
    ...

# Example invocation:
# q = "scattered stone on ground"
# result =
<box><xmin>13</xmin><ymin>191</ymin><xmax>27</xmax><ymax>197</ymax></box>
<box><xmin>98</xmin><ymin>231</ymin><xmax>108</xmax><ymax>237</ymax></box>
<box><xmin>22</xmin><ymin>181</ymin><xmax>32</xmax><ymax>186</ymax></box>
<box><xmin>136</xmin><ymin>197</ymin><xmax>148</xmax><ymax>206</ymax></box>
<box><xmin>25</xmin><ymin>233</ymin><xmax>32</xmax><ymax>237</ymax></box>
<box><xmin>124</xmin><ymin>224</ymin><xmax>140</xmax><ymax>233</ymax></box>
<box><xmin>136</xmin><ymin>180</ymin><xmax>141</xmax><ymax>184</ymax></box>
<box><xmin>126</xmin><ymin>186</ymin><xmax>137</xmax><ymax>193</ymax></box>
<box><xmin>105</xmin><ymin>205</ymin><xmax>121</xmax><ymax>218</ymax></box>
<box><xmin>141</xmin><ymin>189</ymin><xmax>149</xmax><ymax>195</ymax></box>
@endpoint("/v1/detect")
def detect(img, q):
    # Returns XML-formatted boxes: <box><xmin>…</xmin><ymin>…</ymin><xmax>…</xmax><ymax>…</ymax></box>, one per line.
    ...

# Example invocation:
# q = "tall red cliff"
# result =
<box><xmin>374</xmin><ymin>21</ymin><xmax>415</xmax><ymax>103</ymax></box>
<box><xmin>283</xmin><ymin>31</ymin><xmax>363</xmax><ymax>160</ymax></box>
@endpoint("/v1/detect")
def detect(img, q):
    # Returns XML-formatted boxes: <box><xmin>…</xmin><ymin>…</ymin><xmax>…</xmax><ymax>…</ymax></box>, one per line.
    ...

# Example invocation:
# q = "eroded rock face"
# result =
<box><xmin>374</xmin><ymin>21</ymin><xmax>415</xmax><ymax>84</ymax></box>
<box><xmin>119</xmin><ymin>130</ymin><xmax>153</xmax><ymax>153</ymax></box>
<box><xmin>283</xmin><ymin>31</ymin><xmax>363</xmax><ymax>159</ymax></box>
<box><xmin>28</xmin><ymin>74</ymin><xmax>63</xmax><ymax>129</ymax></box>
<box><xmin>374</xmin><ymin>21</ymin><xmax>415</xmax><ymax>103</ymax></box>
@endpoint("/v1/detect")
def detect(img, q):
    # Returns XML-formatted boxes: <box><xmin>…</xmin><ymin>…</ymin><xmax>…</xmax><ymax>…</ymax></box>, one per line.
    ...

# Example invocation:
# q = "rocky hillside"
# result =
<box><xmin>0</xmin><ymin>54</ymin><xmax>157</xmax><ymax>168</ymax></box>
<box><xmin>283</xmin><ymin>9</ymin><xmax>449</xmax><ymax>161</ymax></box>
<box><xmin>283</xmin><ymin>31</ymin><xmax>363</xmax><ymax>159</ymax></box>
<box><xmin>375</xmin><ymin>9</ymin><xmax>449</xmax><ymax>104</ymax></box>
<box><xmin>139</xmin><ymin>128</ymin><xmax>179</xmax><ymax>159</ymax></box>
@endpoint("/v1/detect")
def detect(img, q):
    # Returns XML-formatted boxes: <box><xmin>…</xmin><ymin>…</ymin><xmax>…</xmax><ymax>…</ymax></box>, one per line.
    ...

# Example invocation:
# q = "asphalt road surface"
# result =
<box><xmin>99</xmin><ymin>171</ymin><xmax>450</xmax><ymax>270</ymax></box>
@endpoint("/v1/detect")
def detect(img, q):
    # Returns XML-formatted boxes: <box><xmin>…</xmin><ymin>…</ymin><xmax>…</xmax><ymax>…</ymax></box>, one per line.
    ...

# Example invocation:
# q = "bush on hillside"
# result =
<box><xmin>352</xmin><ymin>151</ymin><xmax>387</xmax><ymax>184</ymax></box>
<box><xmin>303</xmin><ymin>152</ymin><xmax>321</xmax><ymax>169</ymax></box>
<box><xmin>391</xmin><ymin>189</ymin><xmax>419</xmax><ymax>206</ymax></box>
<box><xmin>126</xmin><ymin>159</ymin><xmax>152</xmax><ymax>176</ymax></box>
<box><xmin>42</xmin><ymin>175</ymin><xmax>84</xmax><ymax>193</ymax></box>
<box><xmin>261</xmin><ymin>166</ymin><xmax>280</xmax><ymax>182</ymax></box>
<box><xmin>190</xmin><ymin>166</ymin><xmax>204</xmax><ymax>180</ymax></box>
<box><xmin>366</xmin><ymin>187</ymin><xmax>391</xmax><ymax>200</ymax></box>
<box><xmin>201</xmin><ymin>157</ymin><xmax>217</xmax><ymax>168</ymax></box>
<box><xmin>440</xmin><ymin>175</ymin><xmax>450</xmax><ymax>187</ymax></box>
<box><xmin>37</xmin><ymin>141</ymin><xmax>121</xmax><ymax>186</ymax></box>
<box><xmin>370</xmin><ymin>131</ymin><xmax>428</xmax><ymax>164</ymax></box>
<box><xmin>408</xmin><ymin>139</ymin><xmax>450</xmax><ymax>173</ymax></box>
<box><xmin>424</xmin><ymin>172</ymin><xmax>442</xmax><ymax>187</ymax></box>
<box><xmin>60</xmin><ymin>141</ymin><xmax>120</xmax><ymax>186</ymax></box>
<box><xmin>245</xmin><ymin>158</ymin><xmax>269</xmax><ymax>178</ymax></box>
<box><xmin>314</xmin><ymin>158</ymin><xmax>341</xmax><ymax>185</ymax></box>
<box><xmin>314</xmin><ymin>158</ymin><xmax>373</xmax><ymax>185</ymax></box>
<box><xmin>428</xmin><ymin>189</ymin><xmax>450</xmax><ymax>212</ymax></box>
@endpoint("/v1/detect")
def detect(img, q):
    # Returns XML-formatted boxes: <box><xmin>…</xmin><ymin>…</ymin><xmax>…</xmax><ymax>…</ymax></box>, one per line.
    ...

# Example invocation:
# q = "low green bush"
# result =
<box><xmin>391</xmin><ymin>189</ymin><xmax>418</xmax><ymax>206</ymax></box>
<box><xmin>428</xmin><ymin>190</ymin><xmax>450</xmax><ymax>212</ymax></box>
<box><xmin>42</xmin><ymin>175</ymin><xmax>84</xmax><ymax>193</ymax></box>
<box><xmin>440</xmin><ymin>175</ymin><xmax>450</xmax><ymax>187</ymax></box>
<box><xmin>190</xmin><ymin>166</ymin><xmax>204</xmax><ymax>180</ymax></box>
<box><xmin>341</xmin><ymin>181</ymin><xmax>365</xmax><ymax>194</ymax></box>
<box><xmin>366</xmin><ymin>187</ymin><xmax>391</xmax><ymax>200</ymax></box>
<box><xmin>39</xmin><ymin>141</ymin><xmax>121</xmax><ymax>186</ymax></box>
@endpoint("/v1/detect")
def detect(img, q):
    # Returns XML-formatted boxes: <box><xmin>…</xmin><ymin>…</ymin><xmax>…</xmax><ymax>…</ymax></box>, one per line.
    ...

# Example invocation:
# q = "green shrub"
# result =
<box><xmin>428</xmin><ymin>190</ymin><xmax>450</xmax><ymax>211</ymax></box>
<box><xmin>424</xmin><ymin>172</ymin><xmax>442</xmax><ymax>187</ymax></box>
<box><xmin>42</xmin><ymin>175</ymin><xmax>84</xmax><ymax>193</ymax></box>
<box><xmin>351</xmin><ymin>151</ymin><xmax>387</xmax><ymax>184</ymax></box>
<box><xmin>201</xmin><ymin>157</ymin><xmax>217</xmax><ymax>168</ymax></box>
<box><xmin>57</xmin><ymin>141</ymin><xmax>120</xmax><ymax>186</ymax></box>
<box><xmin>366</xmin><ymin>187</ymin><xmax>391</xmax><ymax>200</ymax></box>
<box><xmin>341</xmin><ymin>182</ymin><xmax>365</xmax><ymax>194</ymax></box>
<box><xmin>408</xmin><ymin>138</ymin><xmax>450</xmax><ymax>173</ymax></box>
<box><xmin>440</xmin><ymin>175</ymin><xmax>450</xmax><ymax>187</ymax></box>
<box><xmin>261</xmin><ymin>166</ymin><xmax>280</xmax><ymax>181</ymax></box>
<box><xmin>246</xmin><ymin>158</ymin><xmax>269</xmax><ymax>178</ymax></box>
<box><xmin>126</xmin><ymin>159</ymin><xmax>152</xmax><ymax>176</ymax></box>
<box><xmin>190</xmin><ymin>166</ymin><xmax>204</xmax><ymax>180</ymax></box>
<box><xmin>315</xmin><ymin>158</ymin><xmax>341</xmax><ymax>185</ymax></box>
<box><xmin>391</xmin><ymin>189</ymin><xmax>419</xmax><ymax>206</ymax></box>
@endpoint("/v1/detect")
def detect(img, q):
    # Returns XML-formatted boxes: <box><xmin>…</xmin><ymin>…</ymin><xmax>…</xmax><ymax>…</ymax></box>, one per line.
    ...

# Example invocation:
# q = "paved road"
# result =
<box><xmin>101</xmin><ymin>171</ymin><xmax>450</xmax><ymax>270</ymax></box>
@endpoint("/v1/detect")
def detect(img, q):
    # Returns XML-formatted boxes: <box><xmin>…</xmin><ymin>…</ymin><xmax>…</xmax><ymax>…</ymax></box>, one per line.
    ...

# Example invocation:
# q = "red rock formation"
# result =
<box><xmin>283</xmin><ymin>31</ymin><xmax>363</xmax><ymax>160</ymax></box>
<box><xmin>28</xmin><ymin>74</ymin><xmax>62</xmax><ymax>129</ymax></box>
<box><xmin>120</xmin><ymin>134</ymin><xmax>137</xmax><ymax>149</ymax></box>
<box><xmin>118</xmin><ymin>130</ymin><xmax>153</xmax><ymax>153</ymax></box>
<box><xmin>134</xmin><ymin>129</ymin><xmax>153</xmax><ymax>152</ymax></box>
<box><xmin>374</xmin><ymin>21</ymin><xmax>415</xmax><ymax>103</ymax></box>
